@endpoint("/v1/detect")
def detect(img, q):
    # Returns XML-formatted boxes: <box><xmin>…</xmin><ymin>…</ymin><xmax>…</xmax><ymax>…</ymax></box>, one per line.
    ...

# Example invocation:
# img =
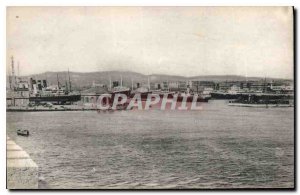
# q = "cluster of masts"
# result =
<box><xmin>56</xmin><ymin>69</ymin><xmax>72</xmax><ymax>92</ymax></box>
<box><xmin>8</xmin><ymin>56</ymin><xmax>73</xmax><ymax>93</ymax></box>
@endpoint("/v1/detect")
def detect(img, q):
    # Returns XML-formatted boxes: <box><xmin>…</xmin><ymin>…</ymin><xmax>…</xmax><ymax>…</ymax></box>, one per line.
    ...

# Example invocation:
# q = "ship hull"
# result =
<box><xmin>29</xmin><ymin>94</ymin><xmax>81</xmax><ymax>104</ymax></box>
<box><xmin>228</xmin><ymin>103</ymin><xmax>293</xmax><ymax>107</ymax></box>
<box><xmin>211</xmin><ymin>92</ymin><xmax>239</xmax><ymax>99</ymax></box>
<box><xmin>177</xmin><ymin>96</ymin><xmax>209</xmax><ymax>102</ymax></box>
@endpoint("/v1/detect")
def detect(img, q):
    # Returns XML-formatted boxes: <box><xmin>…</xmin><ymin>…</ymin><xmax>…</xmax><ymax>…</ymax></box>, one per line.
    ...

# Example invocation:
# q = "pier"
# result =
<box><xmin>7</xmin><ymin>136</ymin><xmax>38</xmax><ymax>189</ymax></box>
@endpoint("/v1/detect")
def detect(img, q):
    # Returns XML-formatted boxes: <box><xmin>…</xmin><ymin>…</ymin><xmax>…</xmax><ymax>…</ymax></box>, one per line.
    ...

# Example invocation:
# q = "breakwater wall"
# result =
<box><xmin>7</xmin><ymin>136</ymin><xmax>38</xmax><ymax>189</ymax></box>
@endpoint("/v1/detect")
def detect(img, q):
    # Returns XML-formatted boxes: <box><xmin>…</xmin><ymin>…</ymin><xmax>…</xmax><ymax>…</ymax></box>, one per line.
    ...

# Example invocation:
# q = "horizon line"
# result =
<box><xmin>13</xmin><ymin>70</ymin><xmax>293</xmax><ymax>80</ymax></box>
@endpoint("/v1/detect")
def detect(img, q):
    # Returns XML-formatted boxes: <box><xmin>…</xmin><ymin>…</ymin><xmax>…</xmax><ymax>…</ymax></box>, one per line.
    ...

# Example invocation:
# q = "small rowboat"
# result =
<box><xmin>17</xmin><ymin>129</ymin><xmax>29</xmax><ymax>136</ymax></box>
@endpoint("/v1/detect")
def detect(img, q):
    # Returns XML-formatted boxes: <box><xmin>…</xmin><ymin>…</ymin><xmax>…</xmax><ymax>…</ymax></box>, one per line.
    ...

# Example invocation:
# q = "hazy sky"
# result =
<box><xmin>7</xmin><ymin>7</ymin><xmax>293</xmax><ymax>78</ymax></box>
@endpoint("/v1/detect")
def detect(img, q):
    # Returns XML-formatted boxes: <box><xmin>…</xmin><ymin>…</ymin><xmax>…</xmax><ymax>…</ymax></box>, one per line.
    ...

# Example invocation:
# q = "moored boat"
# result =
<box><xmin>17</xmin><ymin>129</ymin><xmax>29</xmax><ymax>136</ymax></box>
<box><xmin>228</xmin><ymin>102</ymin><xmax>293</xmax><ymax>107</ymax></box>
<box><xmin>228</xmin><ymin>93</ymin><xmax>294</xmax><ymax>108</ymax></box>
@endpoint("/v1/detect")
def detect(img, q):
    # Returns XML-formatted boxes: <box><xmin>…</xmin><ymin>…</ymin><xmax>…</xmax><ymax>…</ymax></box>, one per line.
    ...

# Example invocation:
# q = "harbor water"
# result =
<box><xmin>6</xmin><ymin>100</ymin><xmax>294</xmax><ymax>189</ymax></box>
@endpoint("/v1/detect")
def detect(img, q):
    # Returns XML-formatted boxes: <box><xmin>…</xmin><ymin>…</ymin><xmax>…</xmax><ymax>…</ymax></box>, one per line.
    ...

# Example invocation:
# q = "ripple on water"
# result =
<box><xmin>7</xmin><ymin>101</ymin><xmax>294</xmax><ymax>189</ymax></box>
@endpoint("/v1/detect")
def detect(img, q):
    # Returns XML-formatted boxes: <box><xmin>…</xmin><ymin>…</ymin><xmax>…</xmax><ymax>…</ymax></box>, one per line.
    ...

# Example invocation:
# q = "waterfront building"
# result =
<box><xmin>190</xmin><ymin>81</ymin><xmax>215</xmax><ymax>93</ymax></box>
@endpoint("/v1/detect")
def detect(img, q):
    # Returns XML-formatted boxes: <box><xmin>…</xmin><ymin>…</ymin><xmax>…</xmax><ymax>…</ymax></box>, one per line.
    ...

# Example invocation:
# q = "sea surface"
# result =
<box><xmin>6</xmin><ymin>100</ymin><xmax>294</xmax><ymax>189</ymax></box>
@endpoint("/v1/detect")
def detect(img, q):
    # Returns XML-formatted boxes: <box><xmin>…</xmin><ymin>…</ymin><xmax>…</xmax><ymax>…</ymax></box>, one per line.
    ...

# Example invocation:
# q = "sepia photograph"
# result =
<box><xmin>6</xmin><ymin>6</ymin><xmax>294</xmax><ymax>189</ymax></box>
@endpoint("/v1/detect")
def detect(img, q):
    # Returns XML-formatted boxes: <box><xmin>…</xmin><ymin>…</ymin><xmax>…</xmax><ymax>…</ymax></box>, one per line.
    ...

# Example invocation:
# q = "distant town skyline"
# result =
<box><xmin>7</xmin><ymin>7</ymin><xmax>293</xmax><ymax>79</ymax></box>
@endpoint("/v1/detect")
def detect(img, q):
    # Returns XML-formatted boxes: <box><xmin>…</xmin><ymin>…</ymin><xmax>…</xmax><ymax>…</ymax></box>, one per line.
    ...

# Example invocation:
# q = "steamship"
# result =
<box><xmin>28</xmin><ymin>76</ymin><xmax>81</xmax><ymax>105</ymax></box>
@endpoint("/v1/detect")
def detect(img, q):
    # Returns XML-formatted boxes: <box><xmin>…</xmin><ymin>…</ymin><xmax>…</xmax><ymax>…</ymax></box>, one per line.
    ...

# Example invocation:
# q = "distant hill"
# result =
<box><xmin>15</xmin><ymin>71</ymin><xmax>291</xmax><ymax>90</ymax></box>
<box><xmin>189</xmin><ymin>75</ymin><xmax>268</xmax><ymax>82</ymax></box>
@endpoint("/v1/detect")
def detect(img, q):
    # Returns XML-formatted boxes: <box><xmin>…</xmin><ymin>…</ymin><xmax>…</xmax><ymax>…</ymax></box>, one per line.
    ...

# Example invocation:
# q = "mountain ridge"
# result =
<box><xmin>14</xmin><ymin>71</ymin><xmax>292</xmax><ymax>90</ymax></box>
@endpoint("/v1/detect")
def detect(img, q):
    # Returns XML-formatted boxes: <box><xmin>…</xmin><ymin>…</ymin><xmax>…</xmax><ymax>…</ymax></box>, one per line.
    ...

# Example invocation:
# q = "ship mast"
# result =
<box><xmin>109</xmin><ymin>76</ymin><xmax>112</xmax><ymax>91</ymax></box>
<box><xmin>68</xmin><ymin>68</ymin><xmax>72</xmax><ymax>92</ymax></box>
<box><xmin>148</xmin><ymin>76</ymin><xmax>150</xmax><ymax>91</ymax></box>
<box><xmin>120</xmin><ymin>75</ymin><xmax>123</xmax><ymax>87</ymax></box>
<box><xmin>167</xmin><ymin>80</ymin><xmax>170</xmax><ymax>92</ymax></box>
<box><xmin>263</xmin><ymin>77</ymin><xmax>267</xmax><ymax>93</ymax></box>
<box><xmin>17</xmin><ymin>61</ymin><xmax>20</xmax><ymax>77</ymax></box>
<box><xmin>57</xmin><ymin>74</ymin><xmax>60</xmax><ymax>89</ymax></box>
<box><xmin>65</xmin><ymin>72</ymin><xmax>69</xmax><ymax>92</ymax></box>
<box><xmin>11</xmin><ymin>56</ymin><xmax>16</xmax><ymax>90</ymax></box>
<box><xmin>8</xmin><ymin>71</ymin><xmax>12</xmax><ymax>90</ymax></box>
<box><xmin>45</xmin><ymin>72</ymin><xmax>48</xmax><ymax>86</ymax></box>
